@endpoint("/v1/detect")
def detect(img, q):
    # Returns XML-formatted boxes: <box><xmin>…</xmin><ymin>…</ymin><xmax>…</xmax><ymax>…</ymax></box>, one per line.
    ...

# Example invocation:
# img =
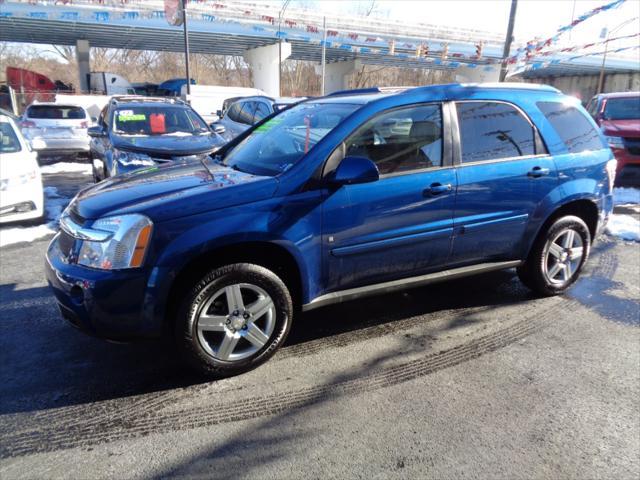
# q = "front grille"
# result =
<box><xmin>623</xmin><ymin>138</ymin><xmax>640</xmax><ymax>155</ymax></box>
<box><xmin>58</xmin><ymin>230</ymin><xmax>75</xmax><ymax>258</ymax></box>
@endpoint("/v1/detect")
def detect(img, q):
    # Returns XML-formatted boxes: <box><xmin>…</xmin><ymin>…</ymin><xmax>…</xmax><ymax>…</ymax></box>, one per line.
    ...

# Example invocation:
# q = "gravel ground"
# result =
<box><xmin>0</xmin><ymin>170</ymin><xmax>638</xmax><ymax>479</ymax></box>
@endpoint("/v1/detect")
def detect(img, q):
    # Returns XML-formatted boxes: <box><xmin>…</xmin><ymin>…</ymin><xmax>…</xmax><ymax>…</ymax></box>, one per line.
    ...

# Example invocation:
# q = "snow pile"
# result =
<box><xmin>0</xmin><ymin>224</ymin><xmax>56</xmax><ymax>248</ymax></box>
<box><xmin>613</xmin><ymin>188</ymin><xmax>640</xmax><ymax>206</ymax></box>
<box><xmin>40</xmin><ymin>162</ymin><xmax>92</xmax><ymax>175</ymax></box>
<box><xmin>606</xmin><ymin>214</ymin><xmax>640</xmax><ymax>242</ymax></box>
<box><xmin>0</xmin><ymin>186</ymin><xmax>71</xmax><ymax>248</ymax></box>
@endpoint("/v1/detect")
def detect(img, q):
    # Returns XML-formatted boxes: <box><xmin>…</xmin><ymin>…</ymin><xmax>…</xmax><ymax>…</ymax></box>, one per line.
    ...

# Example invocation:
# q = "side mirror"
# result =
<box><xmin>210</xmin><ymin>123</ymin><xmax>226</xmax><ymax>135</ymax></box>
<box><xmin>87</xmin><ymin>125</ymin><xmax>106</xmax><ymax>138</ymax></box>
<box><xmin>329</xmin><ymin>156</ymin><xmax>379</xmax><ymax>186</ymax></box>
<box><xmin>216</xmin><ymin>109</ymin><xmax>223</xmax><ymax>117</ymax></box>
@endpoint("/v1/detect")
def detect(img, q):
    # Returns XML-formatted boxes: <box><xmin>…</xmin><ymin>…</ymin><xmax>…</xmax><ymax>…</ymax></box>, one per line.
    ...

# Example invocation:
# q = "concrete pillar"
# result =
<box><xmin>243</xmin><ymin>42</ymin><xmax>291</xmax><ymax>97</ymax></box>
<box><xmin>76</xmin><ymin>39</ymin><xmax>90</xmax><ymax>93</ymax></box>
<box><xmin>455</xmin><ymin>65</ymin><xmax>500</xmax><ymax>84</ymax></box>
<box><xmin>317</xmin><ymin>60</ymin><xmax>360</xmax><ymax>94</ymax></box>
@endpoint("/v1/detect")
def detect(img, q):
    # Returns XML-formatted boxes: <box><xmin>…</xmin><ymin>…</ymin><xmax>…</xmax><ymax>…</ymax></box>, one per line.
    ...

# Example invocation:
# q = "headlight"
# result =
<box><xmin>77</xmin><ymin>214</ymin><xmax>153</xmax><ymax>270</ymax></box>
<box><xmin>114</xmin><ymin>149</ymin><xmax>156</xmax><ymax>167</ymax></box>
<box><xmin>604</xmin><ymin>135</ymin><xmax>624</xmax><ymax>149</ymax></box>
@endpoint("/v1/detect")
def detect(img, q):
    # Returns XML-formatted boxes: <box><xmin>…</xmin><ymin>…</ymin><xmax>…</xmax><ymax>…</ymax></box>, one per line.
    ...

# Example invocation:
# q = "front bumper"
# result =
<box><xmin>612</xmin><ymin>147</ymin><xmax>640</xmax><ymax>187</ymax></box>
<box><xmin>45</xmin><ymin>233</ymin><xmax>161</xmax><ymax>340</ymax></box>
<box><xmin>0</xmin><ymin>179</ymin><xmax>44</xmax><ymax>224</ymax></box>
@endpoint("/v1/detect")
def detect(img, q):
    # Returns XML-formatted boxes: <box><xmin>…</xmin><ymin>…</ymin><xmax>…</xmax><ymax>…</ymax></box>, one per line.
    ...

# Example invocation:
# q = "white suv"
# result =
<box><xmin>20</xmin><ymin>103</ymin><xmax>92</xmax><ymax>157</ymax></box>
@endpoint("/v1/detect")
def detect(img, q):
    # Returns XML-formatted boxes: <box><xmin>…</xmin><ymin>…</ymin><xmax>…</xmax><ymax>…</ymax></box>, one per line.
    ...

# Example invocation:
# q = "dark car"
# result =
<box><xmin>47</xmin><ymin>83</ymin><xmax>614</xmax><ymax>378</ymax></box>
<box><xmin>586</xmin><ymin>91</ymin><xmax>640</xmax><ymax>186</ymax></box>
<box><xmin>88</xmin><ymin>96</ymin><xmax>225</xmax><ymax>182</ymax></box>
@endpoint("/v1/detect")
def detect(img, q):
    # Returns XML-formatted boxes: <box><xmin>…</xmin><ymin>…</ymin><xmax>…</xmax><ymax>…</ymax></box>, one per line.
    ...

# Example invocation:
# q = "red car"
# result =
<box><xmin>587</xmin><ymin>91</ymin><xmax>640</xmax><ymax>187</ymax></box>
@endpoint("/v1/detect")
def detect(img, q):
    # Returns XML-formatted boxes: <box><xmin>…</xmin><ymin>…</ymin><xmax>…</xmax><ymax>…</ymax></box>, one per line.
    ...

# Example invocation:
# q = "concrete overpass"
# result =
<box><xmin>1</xmin><ymin>0</ymin><xmax>638</xmax><ymax>96</ymax></box>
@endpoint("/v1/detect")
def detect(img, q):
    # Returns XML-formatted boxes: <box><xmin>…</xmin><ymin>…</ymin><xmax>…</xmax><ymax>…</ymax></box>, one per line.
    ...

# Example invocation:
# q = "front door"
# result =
<box><xmin>322</xmin><ymin>103</ymin><xmax>456</xmax><ymax>292</ymax></box>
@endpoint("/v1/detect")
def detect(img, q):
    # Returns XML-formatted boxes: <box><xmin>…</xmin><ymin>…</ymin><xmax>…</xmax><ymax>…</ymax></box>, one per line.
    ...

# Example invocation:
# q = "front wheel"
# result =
<box><xmin>517</xmin><ymin>215</ymin><xmax>591</xmax><ymax>296</ymax></box>
<box><xmin>177</xmin><ymin>263</ymin><xmax>293</xmax><ymax>377</ymax></box>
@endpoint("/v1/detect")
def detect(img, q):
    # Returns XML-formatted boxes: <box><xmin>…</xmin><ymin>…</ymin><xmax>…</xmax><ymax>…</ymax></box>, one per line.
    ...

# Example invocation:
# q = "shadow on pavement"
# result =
<box><xmin>0</xmin><ymin>269</ymin><xmax>535</xmax><ymax>416</ymax></box>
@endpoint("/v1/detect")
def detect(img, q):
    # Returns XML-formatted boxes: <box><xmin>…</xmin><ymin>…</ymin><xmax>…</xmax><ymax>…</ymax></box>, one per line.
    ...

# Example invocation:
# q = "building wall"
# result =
<box><xmin>524</xmin><ymin>72</ymin><xmax>640</xmax><ymax>104</ymax></box>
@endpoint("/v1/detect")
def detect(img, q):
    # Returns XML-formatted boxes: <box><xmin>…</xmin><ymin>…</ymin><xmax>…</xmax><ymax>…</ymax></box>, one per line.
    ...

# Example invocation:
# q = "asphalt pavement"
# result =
<box><xmin>0</xmin><ymin>170</ymin><xmax>638</xmax><ymax>479</ymax></box>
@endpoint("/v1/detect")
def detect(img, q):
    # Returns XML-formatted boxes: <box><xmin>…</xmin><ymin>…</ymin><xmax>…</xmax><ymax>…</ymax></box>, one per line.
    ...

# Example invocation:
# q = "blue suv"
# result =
<box><xmin>46</xmin><ymin>83</ymin><xmax>615</xmax><ymax>377</ymax></box>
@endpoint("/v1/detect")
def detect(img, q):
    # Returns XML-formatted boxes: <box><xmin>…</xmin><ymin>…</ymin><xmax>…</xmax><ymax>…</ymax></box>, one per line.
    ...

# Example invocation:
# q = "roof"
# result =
<box><xmin>110</xmin><ymin>96</ymin><xmax>187</xmax><ymax>107</ymax></box>
<box><xmin>318</xmin><ymin>82</ymin><xmax>562</xmax><ymax>104</ymax></box>
<box><xmin>596</xmin><ymin>91</ymin><xmax>640</xmax><ymax>99</ymax></box>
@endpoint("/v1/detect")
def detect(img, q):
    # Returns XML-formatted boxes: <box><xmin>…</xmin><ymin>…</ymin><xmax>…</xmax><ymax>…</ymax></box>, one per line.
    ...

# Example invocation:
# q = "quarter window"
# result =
<box><xmin>537</xmin><ymin>101</ymin><xmax>606</xmax><ymax>153</ymax></box>
<box><xmin>345</xmin><ymin>104</ymin><xmax>443</xmax><ymax>175</ymax></box>
<box><xmin>456</xmin><ymin>102</ymin><xmax>535</xmax><ymax>163</ymax></box>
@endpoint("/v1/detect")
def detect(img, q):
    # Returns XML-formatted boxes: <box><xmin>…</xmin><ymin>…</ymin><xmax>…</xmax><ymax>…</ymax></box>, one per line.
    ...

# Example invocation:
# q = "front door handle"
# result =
<box><xmin>527</xmin><ymin>166</ymin><xmax>550</xmax><ymax>178</ymax></box>
<box><xmin>423</xmin><ymin>183</ymin><xmax>452</xmax><ymax>196</ymax></box>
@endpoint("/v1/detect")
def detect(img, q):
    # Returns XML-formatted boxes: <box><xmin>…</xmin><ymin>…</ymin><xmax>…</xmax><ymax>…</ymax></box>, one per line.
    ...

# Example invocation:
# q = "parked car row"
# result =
<box><xmin>45</xmin><ymin>83</ymin><xmax>618</xmax><ymax>378</ymax></box>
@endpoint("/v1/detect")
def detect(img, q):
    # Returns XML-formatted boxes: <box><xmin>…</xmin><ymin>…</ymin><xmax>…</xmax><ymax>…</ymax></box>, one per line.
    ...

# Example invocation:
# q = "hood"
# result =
<box><xmin>72</xmin><ymin>160</ymin><xmax>278</xmax><ymax>221</ymax></box>
<box><xmin>601</xmin><ymin>119</ymin><xmax>640</xmax><ymax>138</ymax></box>
<box><xmin>113</xmin><ymin>133</ymin><xmax>224</xmax><ymax>157</ymax></box>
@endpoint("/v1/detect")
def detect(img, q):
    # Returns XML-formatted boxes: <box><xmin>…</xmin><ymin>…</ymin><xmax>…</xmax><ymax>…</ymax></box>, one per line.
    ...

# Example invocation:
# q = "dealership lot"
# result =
<box><xmin>0</xmin><ymin>168</ymin><xmax>638</xmax><ymax>479</ymax></box>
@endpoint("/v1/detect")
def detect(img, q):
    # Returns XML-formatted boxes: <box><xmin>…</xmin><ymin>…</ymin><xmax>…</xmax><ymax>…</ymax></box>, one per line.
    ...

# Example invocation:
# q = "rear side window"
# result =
<box><xmin>456</xmin><ymin>102</ymin><xmax>535</xmax><ymax>163</ymax></box>
<box><xmin>346</xmin><ymin>103</ymin><xmax>443</xmax><ymax>175</ymax></box>
<box><xmin>27</xmin><ymin>105</ymin><xmax>86</xmax><ymax>119</ymax></box>
<box><xmin>237</xmin><ymin>102</ymin><xmax>255</xmax><ymax>125</ymax></box>
<box><xmin>537</xmin><ymin>102</ymin><xmax>605</xmax><ymax>153</ymax></box>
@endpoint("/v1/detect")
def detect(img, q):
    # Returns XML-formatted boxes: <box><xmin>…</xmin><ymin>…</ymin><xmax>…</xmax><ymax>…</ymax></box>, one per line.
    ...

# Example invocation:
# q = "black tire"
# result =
<box><xmin>91</xmin><ymin>158</ymin><xmax>105</xmax><ymax>183</ymax></box>
<box><xmin>517</xmin><ymin>215</ymin><xmax>591</xmax><ymax>296</ymax></box>
<box><xmin>176</xmin><ymin>263</ymin><xmax>293</xmax><ymax>377</ymax></box>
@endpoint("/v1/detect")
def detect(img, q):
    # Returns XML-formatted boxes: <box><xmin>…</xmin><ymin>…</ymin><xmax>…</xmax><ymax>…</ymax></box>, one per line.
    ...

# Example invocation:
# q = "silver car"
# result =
<box><xmin>20</xmin><ymin>103</ymin><xmax>92</xmax><ymax>157</ymax></box>
<box><xmin>213</xmin><ymin>96</ymin><xmax>305</xmax><ymax>141</ymax></box>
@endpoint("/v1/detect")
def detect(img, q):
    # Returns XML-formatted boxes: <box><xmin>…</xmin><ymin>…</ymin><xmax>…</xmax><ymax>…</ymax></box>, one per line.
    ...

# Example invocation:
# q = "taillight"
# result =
<box><xmin>79</xmin><ymin>121</ymin><xmax>89</xmax><ymax>128</ymax></box>
<box><xmin>20</xmin><ymin>120</ymin><xmax>36</xmax><ymax>128</ymax></box>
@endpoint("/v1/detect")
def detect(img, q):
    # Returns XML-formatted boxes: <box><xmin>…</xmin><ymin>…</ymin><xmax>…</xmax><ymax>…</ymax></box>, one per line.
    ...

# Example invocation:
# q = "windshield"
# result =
<box><xmin>603</xmin><ymin>97</ymin><xmax>640</xmax><ymax>121</ymax></box>
<box><xmin>223</xmin><ymin>102</ymin><xmax>359</xmax><ymax>176</ymax></box>
<box><xmin>112</xmin><ymin>106</ymin><xmax>209</xmax><ymax>136</ymax></box>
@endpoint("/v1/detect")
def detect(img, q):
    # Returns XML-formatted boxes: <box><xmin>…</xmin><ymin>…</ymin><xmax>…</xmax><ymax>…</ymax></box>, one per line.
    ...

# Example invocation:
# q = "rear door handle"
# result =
<box><xmin>527</xmin><ymin>166</ymin><xmax>550</xmax><ymax>178</ymax></box>
<box><xmin>423</xmin><ymin>183</ymin><xmax>452</xmax><ymax>196</ymax></box>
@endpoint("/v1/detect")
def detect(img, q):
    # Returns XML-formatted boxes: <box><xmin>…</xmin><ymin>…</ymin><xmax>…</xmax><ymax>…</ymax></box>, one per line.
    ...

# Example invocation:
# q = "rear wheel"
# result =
<box><xmin>176</xmin><ymin>263</ymin><xmax>293</xmax><ymax>377</ymax></box>
<box><xmin>517</xmin><ymin>215</ymin><xmax>591</xmax><ymax>296</ymax></box>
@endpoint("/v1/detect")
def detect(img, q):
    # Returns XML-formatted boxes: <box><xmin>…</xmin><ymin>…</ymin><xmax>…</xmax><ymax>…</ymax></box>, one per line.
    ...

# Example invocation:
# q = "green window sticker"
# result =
<box><xmin>118</xmin><ymin>114</ymin><xmax>146</xmax><ymax>122</ymax></box>
<box><xmin>255</xmin><ymin>117</ymin><xmax>283</xmax><ymax>132</ymax></box>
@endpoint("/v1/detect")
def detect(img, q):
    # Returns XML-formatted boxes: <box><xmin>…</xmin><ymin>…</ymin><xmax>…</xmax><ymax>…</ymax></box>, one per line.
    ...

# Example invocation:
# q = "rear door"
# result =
<box><xmin>449</xmin><ymin>100</ymin><xmax>557</xmax><ymax>265</ymax></box>
<box><xmin>322</xmin><ymin>102</ymin><xmax>457</xmax><ymax>292</ymax></box>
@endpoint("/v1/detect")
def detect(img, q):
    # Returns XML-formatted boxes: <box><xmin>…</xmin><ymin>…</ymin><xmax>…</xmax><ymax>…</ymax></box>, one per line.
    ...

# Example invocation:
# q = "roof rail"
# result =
<box><xmin>110</xmin><ymin>95</ymin><xmax>185</xmax><ymax>104</ymax></box>
<box><xmin>459</xmin><ymin>82</ymin><xmax>561</xmax><ymax>93</ymax></box>
<box><xmin>327</xmin><ymin>86</ymin><xmax>410</xmax><ymax>97</ymax></box>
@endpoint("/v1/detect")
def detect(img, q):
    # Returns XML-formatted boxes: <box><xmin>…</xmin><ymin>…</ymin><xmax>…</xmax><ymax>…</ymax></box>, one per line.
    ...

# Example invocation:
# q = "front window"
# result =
<box><xmin>603</xmin><ymin>97</ymin><xmax>640</xmax><ymax>121</ymax></box>
<box><xmin>345</xmin><ymin>104</ymin><xmax>443</xmax><ymax>175</ymax></box>
<box><xmin>223</xmin><ymin>102</ymin><xmax>359</xmax><ymax>176</ymax></box>
<box><xmin>112</xmin><ymin>106</ymin><xmax>210</xmax><ymax>136</ymax></box>
<box><xmin>0</xmin><ymin>122</ymin><xmax>22</xmax><ymax>153</ymax></box>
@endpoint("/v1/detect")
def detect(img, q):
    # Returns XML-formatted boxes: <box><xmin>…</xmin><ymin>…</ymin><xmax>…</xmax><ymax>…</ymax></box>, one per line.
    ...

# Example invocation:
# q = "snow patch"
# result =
<box><xmin>0</xmin><ymin>186</ymin><xmax>73</xmax><ymax>248</ymax></box>
<box><xmin>613</xmin><ymin>188</ymin><xmax>640</xmax><ymax>206</ymax></box>
<box><xmin>606</xmin><ymin>214</ymin><xmax>640</xmax><ymax>242</ymax></box>
<box><xmin>40</xmin><ymin>162</ymin><xmax>92</xmax><ymax>175</ymax></box>
<box><xmin>0</xmin><ymin>224</ymin><xmax>56</xmax><ymax>248</ymax></box>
